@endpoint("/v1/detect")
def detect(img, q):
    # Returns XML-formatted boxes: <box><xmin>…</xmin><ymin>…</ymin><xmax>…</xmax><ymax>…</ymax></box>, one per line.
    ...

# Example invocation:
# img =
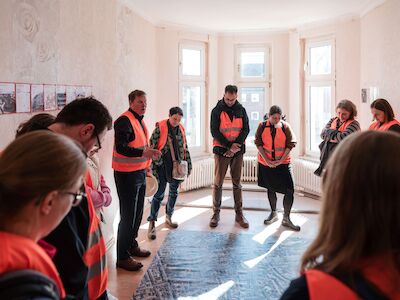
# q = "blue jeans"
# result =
<box><xmin>148</xmin><ymin>166</ymin><xmax>181</xmax><ymax>221</ymax></box>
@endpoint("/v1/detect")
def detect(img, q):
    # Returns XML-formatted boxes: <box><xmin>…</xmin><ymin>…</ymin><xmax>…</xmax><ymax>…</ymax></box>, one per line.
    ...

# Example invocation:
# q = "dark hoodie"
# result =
<box><xmin>210</xmin><ymin>99</ymin><xmax>250</xmax><ymax>157</ymax></box>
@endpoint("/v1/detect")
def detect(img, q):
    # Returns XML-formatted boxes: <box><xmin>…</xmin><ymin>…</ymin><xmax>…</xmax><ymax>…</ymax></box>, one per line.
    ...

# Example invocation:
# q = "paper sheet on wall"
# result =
<box><xmin>16</xmin><ymin>83</ymin><xmax>31</xmax><ymax>113</ymax></box>
<box><xmin>0</xmin><ymin>83</ymin><xmax>16</xmax><ymax>114</ymax></box>
<box><xmin>31</xmin><ymin>84</ymin><xmax>44</xmax><ymax>112</ymax></box>
<box><xmin>44</xmin><ymin>85</ymin><xmax>57</xmax><ymax>111</ymax></box>
<box><xmin>66</xmin><ymin>86</ymin><xmax>77</xmax><ymax>104</ymax></box>
<box><xmin>56</xmin><ymin>85</ymin><xmax>66</xmax><ymax>109</ymax></box>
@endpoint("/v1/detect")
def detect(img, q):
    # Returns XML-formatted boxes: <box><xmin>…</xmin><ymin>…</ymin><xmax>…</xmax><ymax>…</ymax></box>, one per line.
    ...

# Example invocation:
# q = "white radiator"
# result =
<box><xmin>292</xmin><ymin>159</ymin><xmax>322</xmax><ymax>196</ymax></box>
<box><xmin>180</xmin><ymin>157</ymin><xmax>214</xmax><ymax>192</ymax></box>
<box><xmin>241</xmin><ymin>155</ymin><xmax>258</xmax><ymax>182</ymax></box>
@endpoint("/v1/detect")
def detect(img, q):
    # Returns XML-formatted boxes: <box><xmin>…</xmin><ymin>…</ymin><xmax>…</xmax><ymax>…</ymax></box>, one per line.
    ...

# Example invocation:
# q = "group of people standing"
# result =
<box><xmin>0</xmin><ymin>83</ymin><xmax>399</xmax><ymax>299</ymax></box>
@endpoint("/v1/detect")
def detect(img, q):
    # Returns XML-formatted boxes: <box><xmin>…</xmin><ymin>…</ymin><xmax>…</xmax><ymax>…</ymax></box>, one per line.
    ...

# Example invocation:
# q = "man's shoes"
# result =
<box><xmin>282</xmin><ymin>215</ymin><xmax>301</xmax><ymax>231</ymax></box>
<box><xmin>116</xmin><ymin>257</ymin><xmax>143</xmax><ymax>271</ymax></box>
<box><xmin>165</xmin><ymin>215</ymin><xmax>178</xmax><ymax>229</ymax></box>
<box><xmin>129</xmin><ymin>246</ymin><xmax>151</xmax><ymax>257</ymax></box>
<box><xmin>264</xmin><ymin>210</ymin><xmax>279</xmax><ymax>225</ymax></box>
<box><xmin>148</xmin><ymin>221</ymin><xmax>156</xmax><ymax>240</ymax></box>
<box><xmin>209</xmin><ymin>212</ymin><xmax>220</xmax><ymax>228</ymax></box>
<box><xmin>235</xmin><ymin>213</ymin><xmax>249</xmax><ymax>228</ymax></box>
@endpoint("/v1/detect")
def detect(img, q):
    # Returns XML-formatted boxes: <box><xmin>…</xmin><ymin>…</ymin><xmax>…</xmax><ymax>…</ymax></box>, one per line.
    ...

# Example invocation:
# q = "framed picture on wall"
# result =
<box><xmin>56</xmin><ymin>85</ymin><xmax>66</xmax><ymax>109</ymax></box>
<box><xmin>16</xmin><ymin>83</ymin><xmax>31</xmax><ymax>113</ymax></box>
<box><xmin>0</xmin><ymin>83</ymin><xmax>16</xmax><ymax>114</ymax></box>
<box><xmin>44</xmin><ymin>84</ymin><xmax>57</xmax><ymax>111</ymax></box>
<box><xmin>66</xmin><ymin>85</ymin><xmax>77</xmax><ymax>104</ymax></box>
<box><xmin>31</xmin><ymin>84</ymin><xmax>44</xmax><ymax>112</ymax></box>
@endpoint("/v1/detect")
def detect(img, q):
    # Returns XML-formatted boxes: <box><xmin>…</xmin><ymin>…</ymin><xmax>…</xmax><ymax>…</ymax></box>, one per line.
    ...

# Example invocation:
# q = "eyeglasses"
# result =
<box><xmin>93</xmin><ymin>133</ymin><xmax>102</xmax><ymax>151</ymax></box>
<box><xmin>62</xmin><ymin>190</ymin><xmax>86</xmax><ymax>206</ymax></box>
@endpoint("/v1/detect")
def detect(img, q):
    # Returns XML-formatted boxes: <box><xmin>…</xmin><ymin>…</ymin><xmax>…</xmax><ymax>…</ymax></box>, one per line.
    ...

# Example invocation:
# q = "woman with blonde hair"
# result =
<box><xmin>0</xmin><ymin>131</ymin><xmax>87</xmax><ymax>299</ymax></box>
<box><xmin>369</xmin><ymin>98</ymin><xmax>400</xmax><ymax>133</ymax></box>
<box><xmin>281</xmin><ymin>131</ymin><xmax>400</xmax><ymax>299</ymax></box>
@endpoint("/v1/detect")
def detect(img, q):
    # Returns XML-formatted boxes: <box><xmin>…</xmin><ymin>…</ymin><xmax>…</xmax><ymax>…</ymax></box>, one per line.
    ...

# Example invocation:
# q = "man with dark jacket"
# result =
<box><xmin>210</xmin><ymin>85</ymin><xmax>250</xmax><ymax>228</ymax></box>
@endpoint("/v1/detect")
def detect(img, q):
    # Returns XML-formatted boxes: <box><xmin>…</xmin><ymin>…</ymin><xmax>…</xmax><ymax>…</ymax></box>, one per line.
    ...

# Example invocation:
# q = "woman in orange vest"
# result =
<box><xmin>146</xmin><ymin>107</ymin><xmax>192</xmax><ymax>240</ymax></box>
<box><xmin>255</xmin><ymin>105</ymin><xmax>300</xmax><ymax>231</ymax></box>
<box><xmin>314</xmin><ymin>99</ymin><xmax>360</xmax><ymax>176</ymax></box>
<box><xmin>0</xmin><ymin>131</ymin><xmax>87</xmax><ymax>299</ymax></box>
<box><xmin>369</xmin><ymin>98</ymin><xmax>400</xmax><ymax>133</ymax></box>
<box><xmin>281</xmin><ymin>131</ymin><xmax>400</xmax><ymax>300</ymax></box>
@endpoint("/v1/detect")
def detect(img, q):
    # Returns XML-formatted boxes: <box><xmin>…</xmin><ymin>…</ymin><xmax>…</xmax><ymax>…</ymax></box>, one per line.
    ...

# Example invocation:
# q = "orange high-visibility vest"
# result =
<box><xmin>213</xmin><ymin>111</ymin><xmax>243</xmax><ymax>147</ymax></box>
<box><xmin>369</xmin><ymin>119</ymin><xmax>400</xmax><ymax>131</ymax></box>
<box><xmin>0</xmin><ymin>231</ymin><xmax>66</xmax><ymax>299</ymax></box>
<box><xmin>330</xmin><ymin>118</ymin><xmax>355</xmax><ymax>132</ymax></box>
<box><xmin>305</xmin><ymin>258</ymin><xmax>399</xmax><ymax>299</ymax></box>
<box><xmin>112</xmin><ymin>111</ymin><xmax>151</xmax><ymax>172</ymax></box>
<box><xmin>258</xmin><ymin>120</ymin><xmax>290</xmax><ymax>165</ymax></box>
<box><xmin>83</xmin><ymin>173</ymin><xmax>108</xmax><ymax>299</ymax></box>
<box><xmin>155</xmin><ymin>119</ymin><xmax>187</xmax><ymax>159</ymax></box>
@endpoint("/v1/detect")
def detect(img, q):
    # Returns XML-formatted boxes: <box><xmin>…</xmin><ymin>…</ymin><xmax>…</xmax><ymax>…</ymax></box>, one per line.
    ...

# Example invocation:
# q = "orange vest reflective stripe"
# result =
<box><xmin>305</xmin><ymin>258</ymin><xmax>399</xmax><ymax>300</ymax></box>
<box><xmin>369</xmin><ymin>119</ymin><xmax>400</xmax><ymax>131</ymax></box>
<box><xmin>83</xmin><ymin>173</ymin><xmax>108</xmax><ymax>299</ymax></box>
<box><xmin>257</xmin><ymin>121</ymin><xmax>290</xmax><ymax>165</ymax></box>
<box><xmin>330</xmin><ymin>118</ymin><xmax>355</xmax><ymax>132</ymax></box>
<box><xmin>112</xmin><ymin>111</ymin><xmax>151</xmax><ymax>172</ymax></box>
<box><xmin>213</xmin><ymin>111</ymin><xmax>243</xmax><ymax>147</ymax></box>
<box><xmin>0</xmin><ymin>232</ymin><xmax>66</xmax><ymax>298</ymax></box>
<box><xmin>156</xmin><ymin>119</ymin><xmax>187</xmax><ymax>158</ymax></box>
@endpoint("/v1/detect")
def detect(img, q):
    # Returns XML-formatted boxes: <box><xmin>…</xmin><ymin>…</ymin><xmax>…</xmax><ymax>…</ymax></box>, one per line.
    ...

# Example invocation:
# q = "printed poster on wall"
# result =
<box><xmin>66</xmin><ymin>85</ymin><xmax>77</xmax><ymax>103</ymax></box>
<box><xmin>44</xmin><ymin>84</ymin><xmax>57</xmax><ymax>111</ymax></box>
<box><xmin>56</xmin><ymin>85</ymin><xmax>66</xmax><ymax>109</ymax></box>
<box><xmin>16</xmin><ymin>83</ymin><xmax>31</xmax><ymax>113</ymax></box>
<box><xmin>31</xmin><ymin>84</ymin><xmax>44</xmax><ymax>112</ymax></box>
<box><xmin>0</xmin><ymin>83</ymin><xmax>16</xmax><ymax>114</ymax></box>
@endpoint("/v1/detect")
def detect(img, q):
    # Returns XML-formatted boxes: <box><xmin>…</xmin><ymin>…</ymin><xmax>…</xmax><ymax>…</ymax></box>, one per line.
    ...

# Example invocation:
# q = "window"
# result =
<box><xmin>236</xmin><ymin>46</ymin><xmax>270</xmax><ymax>149</ymax></box>
<box><xmin>179</xmin><ymin>42</ymin><xmax>206</xmax><ymax>153</ymax></box>
<box><xmin>304</xmin><ymin>39</ymin><xmax>335</xmax><ymax>156</ymax></box>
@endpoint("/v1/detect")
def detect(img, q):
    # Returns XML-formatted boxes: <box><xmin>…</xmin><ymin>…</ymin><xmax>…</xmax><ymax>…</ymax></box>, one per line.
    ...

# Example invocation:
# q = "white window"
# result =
<box><xmin>179</xmin><ymin>42</ymin><xmax>206</xmax><ymax>153</ymax></box>
<box><xmin>304</xmin><ymin>39</ymin><xmax>335</xmax><ymax>156</ymax></box>
<box><xmin>235</xmin><ymin>45</ymin><xmax>270</xmax><ymax>149</ymax></box>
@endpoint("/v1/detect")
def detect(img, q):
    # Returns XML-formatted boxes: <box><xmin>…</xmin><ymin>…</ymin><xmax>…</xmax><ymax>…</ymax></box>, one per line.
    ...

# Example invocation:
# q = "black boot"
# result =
<box><xmin>264</xmin><ymin>210</ymin><xmax>278</xmax><ymax>225</ymax></box>
<box><xmin>282</xmin><ymin>214</ymin><xmax>300</xmax><ymax>231</ymax></box>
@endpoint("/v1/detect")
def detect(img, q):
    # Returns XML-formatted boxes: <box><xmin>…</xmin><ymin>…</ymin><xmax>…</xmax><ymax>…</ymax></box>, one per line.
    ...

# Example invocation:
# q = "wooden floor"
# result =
<box><xmin>107</xmin><ymin>188</ymin><xmax>321</xmax><ymax>299</ymax></box>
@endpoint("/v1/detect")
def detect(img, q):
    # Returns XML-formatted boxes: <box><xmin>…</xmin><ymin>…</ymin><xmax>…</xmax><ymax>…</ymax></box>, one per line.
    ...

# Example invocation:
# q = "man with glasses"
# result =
<box><xmin>210</xmin><ymin>85</ymin><xmax>250</xmax><ymax>228</ymax></box>
<box><xmin>113</xmin><ymin>90</ymin><xmax>161</xmax><ymax>271</ymax></box>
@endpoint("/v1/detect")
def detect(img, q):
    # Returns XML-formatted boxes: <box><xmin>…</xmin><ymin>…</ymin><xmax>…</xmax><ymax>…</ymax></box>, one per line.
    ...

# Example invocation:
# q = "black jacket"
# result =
<box><xmin>314</xmin><ymin>129</ymin><xmax>339</xmax><ymax>176</ymax></box>
<box><xmin>210</xmin><ymin>99</ymin><xmax>249</xmax><ymax>157</ymax></box>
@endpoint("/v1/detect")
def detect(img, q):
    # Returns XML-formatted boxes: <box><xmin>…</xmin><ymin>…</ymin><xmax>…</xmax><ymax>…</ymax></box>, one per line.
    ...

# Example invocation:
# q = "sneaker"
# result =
<box><xmin>282</xmin><ymin>215</ymin><xmax>301</xmax><ymax>231</ymax></box>
<box><xmin>148</xmin><ymin>220</ymin><xmax>156</xmax><ymax>240</ymax></box>
<box><xmin>264</xmin><ymin>211</ymin><xmax>278</xmax><ymax>225</ymax></box>
<box><xmin>116</xmin><ymin>257</ymin><xmax>143</xmax><ymax>271</ymax></box>
<box><xmin>209</xmin><ymin>213</ymin><xmax>220</xmax><ymax>228</ymax></box>
<box><xmin>235</xmin><ymin>213</ymin><xmax>249</xmax><ymax>228</ymax></box>
<box><xmin>165</xmin><ymin>215</ymin><xmax>178</xmax><ymax>229</ymax></box>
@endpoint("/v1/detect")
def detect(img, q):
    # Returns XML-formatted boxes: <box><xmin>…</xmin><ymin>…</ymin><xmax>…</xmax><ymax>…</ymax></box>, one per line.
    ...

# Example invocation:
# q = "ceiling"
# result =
<box><xmin>124</xmin><ymin>0</ymin><xmax>386</xmax><ymax>33</ymax></box>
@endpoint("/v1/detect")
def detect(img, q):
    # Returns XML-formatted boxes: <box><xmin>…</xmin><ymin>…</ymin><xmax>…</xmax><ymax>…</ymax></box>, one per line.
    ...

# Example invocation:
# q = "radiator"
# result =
<box><xmin>292</xmin><ymin>159</ymin><xmax>322</xmax><ymax>196</ymax></box>
<box><xmin>180</xmin><ymin>157</ymin><xmax>214</xmax><ymax>192</ymax></box>
<box><xmin>241</xmin><ymin>155</ymin><xmax>258</xmax><ymax>182</ymax></box>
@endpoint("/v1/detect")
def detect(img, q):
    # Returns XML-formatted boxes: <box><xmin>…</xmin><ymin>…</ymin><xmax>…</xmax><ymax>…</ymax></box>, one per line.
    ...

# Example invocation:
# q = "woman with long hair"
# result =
<box><xmin>0</xmin><ymin>131</ymin><xmax>87</xmax><ymax>299</ymax></box>
<box><xmin>369</xmin><ymin>98</ymin><xmax>400</xmax><ymax>133</ymax></box>
<box><xmin>255</xmin><ymin>105</ymin><xmax>300</xmax><ymax>231</ymax></box>
<box><xmin>281</xmin><ymin>131</ymin><xmax>400</xmax><ymax>299</ymax></box>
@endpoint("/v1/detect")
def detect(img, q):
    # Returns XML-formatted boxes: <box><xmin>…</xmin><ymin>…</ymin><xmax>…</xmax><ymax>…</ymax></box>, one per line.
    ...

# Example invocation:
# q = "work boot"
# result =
<box><xmin>116</xmin><ymin>257</ymin><xmax>143</xmax><ymax>271</ymax></box>
<box><xmin>165</xmin><ymin>215</ymin><xmax>178</xmax><ymax>229</ymax></box>
<box><xmin>282</xmin><ymin>214</ymin><xmax>301</xmax><ymax>231</ymax></box>
<box><xmin>264</xmin><ymin>210</ymin><xmax>279</xmax><ymax>225</ymax></box>
<box><xmin>209</xmin><ymin>212</ymin><xmax>220</xmax><ymax>228</ymax></box>
<box><xmin>147</xmin><ymin>220</ymin><xmax>156</xmax><ymax>240</ymax></box>
<box><xmin>129</xmin><ymin>246</ymin><xmax>151</xmax><ymax>257</ymax></box>
<box><xmin>235</xmin><ymin>212</ymin><xmax>249</xmax><ymax>228</ymax></box>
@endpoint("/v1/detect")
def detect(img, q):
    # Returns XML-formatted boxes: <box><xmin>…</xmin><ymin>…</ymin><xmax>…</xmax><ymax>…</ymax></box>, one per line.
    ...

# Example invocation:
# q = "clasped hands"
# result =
<box><xmin>223</xmin><ymin>143</ymin><xmax>241</xmax><ymax>157</ymax></box>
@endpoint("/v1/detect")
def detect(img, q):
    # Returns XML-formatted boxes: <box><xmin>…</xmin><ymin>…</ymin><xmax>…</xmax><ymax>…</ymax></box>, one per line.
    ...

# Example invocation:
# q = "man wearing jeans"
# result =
<box><xmin>210</xmin><ymin>85</ymin><xmax>250</xmax><ymax>228</ymax></box>
<box><xmin>146</xmin><ymin>107</ymin><xmax>192</xmax><ymax>239</ymax></box>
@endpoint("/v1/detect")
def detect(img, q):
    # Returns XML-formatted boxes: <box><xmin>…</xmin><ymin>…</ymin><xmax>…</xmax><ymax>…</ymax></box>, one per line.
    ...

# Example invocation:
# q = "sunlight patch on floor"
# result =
<box><xmin>177</xmin><ymin>280</ymin><xmax>235</xmax><ymax>300</ymax></box>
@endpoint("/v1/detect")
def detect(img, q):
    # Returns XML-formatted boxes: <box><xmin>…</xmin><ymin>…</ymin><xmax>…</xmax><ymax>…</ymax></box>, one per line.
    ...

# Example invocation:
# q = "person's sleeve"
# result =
<box><xmin>235</xmin><ymin>107</ymin><xmax>250</xmax><ymax>144</ymax></box>
<box><xmin>186</xmin><ymin>147</ymin><xmax>192</xmax><ymax>174</ymax></box>
<box><xmin>99</xmin><ymin>176</ymin><xmax>112</xmax><ymax>207</ymax></box>
<box><xmin>149</xmin><ymin>126</ymin><xmax>162</xmax><ymax>164</ymax></box>
<box><xmin>334</xmin><ymin>120</ymin><xmax>360</xmax><ymax>142</ymax></box>
<box><xmin>280</xmin><ymin>275</ymin><xmax>310</xmax><ymax>300</ymax></box>
<box><xmin>321</xmin><ymin>118</ymin><xmax>335</xmax><ymax>139</ymax></box>
<box><xmin>254</xmin><ymin>123</ymin><xmax>264</xmax><ymax>147</ymax></box>
<box><xmin>285</xmin><ymin>123</ymin><xmax>297</xmax><ymax>149</ymax></box>
<box><xmin>114</xmin><ymin>116</ymin><xmax>144</xmax><ymax>157</ymax></box>
<box><xmin>210</xmin><ymin>108</ymin><xmax>231</xmax><ymax>148</ymax></box>
<box><xmin>388</xmin><ymin>124</ymin><xmax>400</xmax><ymax>134</ymax></box>
<box><xmin>44</xmin><ymin>210</ymin><xmax>89</xmax><ymax>299</ymax></box>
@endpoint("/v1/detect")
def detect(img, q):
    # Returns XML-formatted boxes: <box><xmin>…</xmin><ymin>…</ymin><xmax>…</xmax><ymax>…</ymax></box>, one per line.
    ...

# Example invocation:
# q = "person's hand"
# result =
<box><xmin>273</xmin><ymin>159</ymin><xmax>283</xmax><ymax>167</ymax></box>
<box><xmin>143</xmin><ymin>146</ymin><xmax>161</xmax><ymax>159</ymax></box>
<box><xmin>223</xmin><ymin>150</ymin><xmax>235</xmax><ymax>157</ymax></box>
<box><xmin>329</xmin><ymin>139</ymin><xmax>338</xmax><ymax>143</ymax></box>
<box><xmin>146</xmin><ymin>167</ymin><xmax>153</xmax><ymax>177</ymax></box>
<box><xmin>230</xmin><ymin>143</ymin><xmax>241</xmax><ymax>154</ymax></box>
